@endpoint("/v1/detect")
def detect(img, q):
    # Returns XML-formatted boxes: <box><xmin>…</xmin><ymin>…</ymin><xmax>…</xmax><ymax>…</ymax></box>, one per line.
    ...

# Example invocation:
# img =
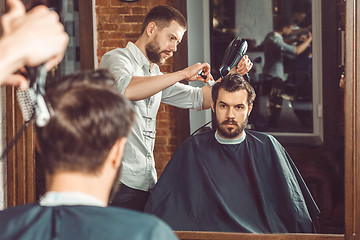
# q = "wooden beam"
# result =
<box><xmin>173</xmin><ymin>0</ymin><xmax>190</xmax><ymax>148</ymax></box>
<box><xmin>5</xmin><ymin>86</ymin><xmax>35</xmax><ymax>207</ymax></box>
<box><xmin>345</xmin><ymin>0</ymin><xmax>360</xmax><ymax>239</ymax></box>
<box><xmin>78</xmin><ymin>0</ymin><xmax>95</xmax><ymax>70</ymax></box>
<box><xmin>175</xmin><ymin>231</ymin><xmax>344</xmax><ymax>240</ymax></box>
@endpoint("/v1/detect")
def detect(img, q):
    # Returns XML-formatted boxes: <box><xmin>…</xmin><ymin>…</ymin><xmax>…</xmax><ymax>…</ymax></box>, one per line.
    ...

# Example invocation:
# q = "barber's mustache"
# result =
<box><xmin>221</xmin><ymin>119</ymin><xmax>239</xmax><ymax>126</ymax></box>
<box><xmin>161</xmin><ymin>50</ymin><xmax>173</xmax><ymax>56</ymax></box>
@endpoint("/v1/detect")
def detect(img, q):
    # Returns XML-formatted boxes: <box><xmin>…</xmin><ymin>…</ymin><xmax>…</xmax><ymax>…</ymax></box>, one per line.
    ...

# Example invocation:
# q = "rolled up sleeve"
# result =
<box><xmin>99</xmin><ymin>50</ymin><xmax>134</xmax><ymax>94</ymax></box>
<box><xmin>161</xmin><ymin>82</ymin><xmax>203</xmax><ymax>111</ymax></box>
<box><xmin>275</xmin><ymin>37</ymin><xmax>296</xmax><ymax>55</ymax></box>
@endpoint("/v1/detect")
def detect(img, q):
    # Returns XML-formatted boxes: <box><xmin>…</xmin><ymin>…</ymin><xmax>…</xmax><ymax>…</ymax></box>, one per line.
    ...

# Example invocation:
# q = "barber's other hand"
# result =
<box><xmin>233</xmin><ymin>55</ymin><xmax>253</xmax><ymax>75</ymax></box>
<box><xmin>3</xmin><ymin>73</ymin><xmax>28</xmax><ymax>89</ymax></box>
<box><xmin>183</xmin><ymin>62</ymin><xmax>214</xmax><ymax>83</ymax></box>
<box><xmin>2</xmin><ymin>0</ymin><xmax>69</xmax><ymax>71</ymax></box>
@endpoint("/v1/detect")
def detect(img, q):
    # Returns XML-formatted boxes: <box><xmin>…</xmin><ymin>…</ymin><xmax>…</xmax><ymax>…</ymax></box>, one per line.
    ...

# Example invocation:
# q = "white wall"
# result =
<box><xmin>235</xmin><ymin>0</ymin><xmax>273</xmax><ymax>46</ymax></box>
<box><xmin>187</xmin><ymin>0</ymin><xmax>212</xmax><ymax>134</ymax></box>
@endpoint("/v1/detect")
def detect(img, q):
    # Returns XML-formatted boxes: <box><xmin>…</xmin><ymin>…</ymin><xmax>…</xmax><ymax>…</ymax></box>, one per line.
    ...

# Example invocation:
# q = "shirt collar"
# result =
<box><xmin>126</xmin><ymin>42</ymin><xmax>152</xmax><ymax>70</ymax></box>
<box><xmin>39</xmin><ymin>191</ymin><xmax>106</xmax><ymax>207</ymax></box>
<box><xmin>215</xmin><ymin>130</ymin><xmax>246</xmax><ymax>145</ymax></box>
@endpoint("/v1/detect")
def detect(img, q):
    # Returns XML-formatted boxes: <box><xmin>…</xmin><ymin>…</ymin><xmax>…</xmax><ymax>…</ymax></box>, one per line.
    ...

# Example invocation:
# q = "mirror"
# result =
<box><xmin>176</xmin><ymin>2</ymin><xmax>359</xmax><ymax>238</ymax></box>
<box><xmin>185</xmin><ymin>0</ymin><xmax>345</xmax><ymax>235</ymax></box>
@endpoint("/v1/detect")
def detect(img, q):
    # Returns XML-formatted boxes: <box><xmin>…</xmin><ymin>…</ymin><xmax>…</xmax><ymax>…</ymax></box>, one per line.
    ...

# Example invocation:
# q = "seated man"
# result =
<box><xmin>144</xmin><ymin>73</ymin><xmax>320</xmax><ymax>233</ymax></box>
<box><xmin>0</xmin><ymin>70</ymin><xmax>178</xmax><ymax>240</ymax></box>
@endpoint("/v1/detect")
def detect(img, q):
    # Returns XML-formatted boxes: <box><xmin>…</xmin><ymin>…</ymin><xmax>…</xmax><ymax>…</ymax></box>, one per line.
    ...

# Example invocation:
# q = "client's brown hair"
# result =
<box><xmin>36</xmin><ymin>70</ymin><xmax>134</xmax><ymax>175</ymax></box>
<box><xmin>212</xmin><ymin>73</ymin><xmax>256</xmax><ymax>106</ymax></box>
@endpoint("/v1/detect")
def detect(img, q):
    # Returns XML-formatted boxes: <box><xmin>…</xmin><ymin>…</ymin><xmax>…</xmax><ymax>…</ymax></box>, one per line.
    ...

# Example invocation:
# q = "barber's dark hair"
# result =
<box><xmin>141</xmin><ymin>5</ymin><xmax>187</xmax><ymax>34</ymax></box>
<box><xmin>274</xmin><ymin>16</ymin><xmax>294</xmax><ymax>31</ymax></box>
<box><xmin>36</xmin><ymin>69</ymin><xmax>134</xmax><ymax>175</ymax></box>
<box><xmin>212</xmin><ymin>73</ymin><xmax>256</xmax><ymax>106</ymax></box>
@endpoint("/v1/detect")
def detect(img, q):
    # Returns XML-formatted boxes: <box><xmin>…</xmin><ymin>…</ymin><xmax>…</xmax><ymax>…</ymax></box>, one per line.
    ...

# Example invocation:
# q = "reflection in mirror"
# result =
<box><xmin>204</xmin><ymin>0</ymin><xmax>343</xmax><ymax>234</ymax></box>
<box><xmin>145</xmin><ymin>2</ymin><xmax>326</xmax><ymax>234</ymax></box>
<box><xmin>211</xmin><ymin>0</ymin><xmax>322</xmax><ymax>140</ymax></box>
<box><xmin>182</xmin><ymin>0</ymin><xmax>344</xmax><ymax>235</ymax></box>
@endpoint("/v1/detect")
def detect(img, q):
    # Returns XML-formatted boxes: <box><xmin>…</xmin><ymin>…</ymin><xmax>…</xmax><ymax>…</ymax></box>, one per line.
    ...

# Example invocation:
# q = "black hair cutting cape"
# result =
<box><xmin>144</xmin><ymin>130</ymin><xmax>320</xmax><ymax>233</ymax></box>
<box><xmin>0</xmin><ymin>204</ymin><xmax>177</xmax><ymax>240</ymax></box>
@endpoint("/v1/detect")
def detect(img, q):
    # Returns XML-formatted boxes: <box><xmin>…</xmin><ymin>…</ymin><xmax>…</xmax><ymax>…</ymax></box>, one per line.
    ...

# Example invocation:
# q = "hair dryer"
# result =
<box><xmin>219</xmin><ymin>37</ymin><xmax>248</xmax><ymax>79</ymax></box>
<box><xmin>199</xmin><ymin>37</ymin><xmax>250</xmax><ymax>85</ymax></box>
<box><xmin>1</xmin><ymin>64</ymin><xmax>53</xmax><ymax>160</ymax></box>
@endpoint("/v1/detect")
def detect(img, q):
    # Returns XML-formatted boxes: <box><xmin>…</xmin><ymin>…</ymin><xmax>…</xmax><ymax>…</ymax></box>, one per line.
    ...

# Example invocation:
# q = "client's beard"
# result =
<box><xmin>108</xmin><ymin>161</ymin><xmax>122</xmax><ymax>204</ymax></box>
<box><xmin>215</xmin><ymin>114</ymin><xmax>248</xmax><ymax>139</ymax></box>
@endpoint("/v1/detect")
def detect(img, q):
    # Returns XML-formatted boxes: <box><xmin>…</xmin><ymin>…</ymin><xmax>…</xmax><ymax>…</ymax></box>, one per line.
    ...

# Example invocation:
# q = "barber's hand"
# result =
<box><xmin>307</xmin><ymin>31</ymin><xmax>312</xmax><ymax>41</ymax></box>
<box><xmin>2</xmin><ymin>0</ymin><xmax>69</xmax><ymax>71</ymax></box>
<box><xmin>234</xmin><ymin>55</ymin><xmax>253</xmax><ymax>75</ymax></box>
<box><xmin>183</xmin><ymin>62</ymin><xmax>214</xmax><ymax>83</ymax></box>
<box><xmin>2</xmin><ymin>73</ymin><xmax>28</xmax><ymax>89</ymax></box>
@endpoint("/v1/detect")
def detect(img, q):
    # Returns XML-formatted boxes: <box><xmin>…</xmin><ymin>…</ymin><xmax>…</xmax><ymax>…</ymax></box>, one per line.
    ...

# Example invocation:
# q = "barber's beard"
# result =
<box><xmin>145</xmin><ymin>40</ymin><xmax>171</xmax><ymax>66</ymax></box>
<box><xmin>108</xmin><ymin>161</ymin><xmax>122</xmax><ymax>204</ymax></box>
<box><xmin>215</xmin><ymin>114</ymin><xmax>248</xmax><ymax>139</ymax></box>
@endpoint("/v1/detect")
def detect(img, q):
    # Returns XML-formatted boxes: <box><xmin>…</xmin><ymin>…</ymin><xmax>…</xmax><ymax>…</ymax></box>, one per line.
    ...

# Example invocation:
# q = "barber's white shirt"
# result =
<box><xmin>40</xmin><ymin>191</ymin><xmax>106</xmax><ymax>207</ymax></box>
<box><xmin>99</xmin><ymin>42</ymin><xmax>204</xmax><ymax>191</ymax></box>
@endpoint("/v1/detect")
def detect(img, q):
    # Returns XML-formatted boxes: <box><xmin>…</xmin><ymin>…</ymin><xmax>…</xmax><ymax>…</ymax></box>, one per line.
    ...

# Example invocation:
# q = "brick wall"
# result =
<box><xmin>95</xmin><ymin>0</ymin><xmax>179</xmax><ymax>177</ymax></box>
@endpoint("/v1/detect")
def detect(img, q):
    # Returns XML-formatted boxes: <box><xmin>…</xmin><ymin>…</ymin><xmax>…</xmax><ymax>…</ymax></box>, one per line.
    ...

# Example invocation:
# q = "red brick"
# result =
<box><xmin>156</xmin><ymin>129</ymin><xmax>170</xmax><ymax>136</ymax></box>
<box><xmin>97</xmin><ymin>48</ymin><xmax>107</xmax><ymax>57</ymax></box>
<box><xmin>159</xmin><ymin>65</ymin><xmax>171</xmax><ymax>73</ymax></box>
<box><xmin>124</xmin><ymin>15</ymin><xmax>144</xmax><ymax>23</ymax></box>
<box><xmin>166</xmin><ymin>145</ymin><xmax>177</xmax><ymax>152</ymax></box>
<box><xmin>108</xmin><ymin>14</ymin><xmax>125</xmax><ymax>23</ymax></box>
<box><xmin>154</xmin><ymin>145</ymin><xmax>167</xmax><ymax>153</ymax></box>
<box><xmin>158</xmin><ymin>103</ymin><xmax>166</xmax><ymax>112</ymax></box>
<box><xmin>103</xmin><ymin>39</ymin><xmax>123</xmax><ymax>48</ymax></box>
<box><xmin>125</xmin><ymin>33</ymin><xmax>140</xmax><ymax>39</ymax></box>
<box><xmin>131</xmin><ymin>7</ymin><xmax>147</xmax><ymax>15</ymax></box>
<box><xmin>110</xmin><ymin>0</ymin><xmax>121</xmax><ymax>6</ymax></box>
<box><xmin>109</xmin><ymin>32</ymin><xmax>125</xmax><ymax>39</ymax></box>
<box><xmin>155</xmin><ymin>137</ymin><xmax>167</xmax><ymax>145</ymax></box>
<box><xmin>98</xmin><ymin>23</ymin><xmax>118</xmax><ymax>31</ymax></box>
<box><xmin>97</xmin><ymin>15</ymin><xmax>110</xmax><ymax>24</ymax></box>
<box><xmin>157</xmin><ymin>152</ymin><xmax>172</xmax><ymax>159</ymax></box>
<box><xmin>157</xmin><ymin>111</ymin><xmax>170</xmax><ymax>119</ymax></box>
<box><xmin>98</xmin><ymin>7</ymin><xmax>112</xmax><ymax>14</ymax></box>
<box><xmin>157</xmin><ymin>120</ymin><xmax>170</xmax><ymax>129</ymax></box>
<box><xmin>98</xmin><ymin>0</ymin><xmax>111</xmax><ymax>6</ymax></box>
<box><xmin>118</xmin><ymin>24</ymin><xmax>132</xmax><ymax>32</ymax></box>
<box><xmin>164</xmin><ymin>104</ymin><xmax>175</xmax><ymax>112</ymax></box>
<box><xmin>132</xmin><ymin>24</ymin><xmax>142</xmax><ymax>32</ymax></box>
<box><xmin>97</xmin><ymin>31</ymin><xmax>109</xmax><ymax>39</ymax></box>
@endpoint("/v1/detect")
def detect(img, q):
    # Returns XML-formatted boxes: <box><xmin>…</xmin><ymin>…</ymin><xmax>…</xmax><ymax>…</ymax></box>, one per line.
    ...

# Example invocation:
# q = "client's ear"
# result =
<box><xmin>108</xmin><ymin>137</ymin><xmax>127</xmax><ymax>168</ymax></box>
<box><xmin>211</xmin><ymin>100</ymin><xmax>215</xmax><ymax>112</ymax></box>
<box><xmin>248</xmin><ymin>103</ymin><xmax>253</xmax><ymax>117</ymax></box>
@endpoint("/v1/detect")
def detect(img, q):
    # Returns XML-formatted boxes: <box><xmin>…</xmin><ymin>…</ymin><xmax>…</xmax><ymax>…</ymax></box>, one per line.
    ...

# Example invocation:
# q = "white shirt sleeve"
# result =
<box><xmin>161</xmin><ymin>82</ymin><xmax>203</xmax><ymax>111</ymax></box>
<box><xmin>99</xmin><ymin>49</ymin><xmax>134</xmax><ymax>95</ymax></box>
